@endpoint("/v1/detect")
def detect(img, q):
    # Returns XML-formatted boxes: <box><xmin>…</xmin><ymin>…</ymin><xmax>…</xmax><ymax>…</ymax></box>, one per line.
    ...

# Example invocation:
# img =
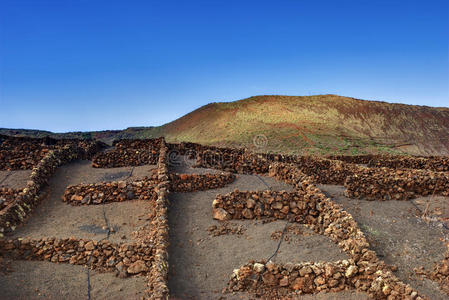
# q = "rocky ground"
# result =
<box><xmin>317</xmin><ymin>184</ymin><xmax>449</xmax><ymax>300</ymax></box>
<box><xmin>0</xmin><ymin>161</ymin><xmax>156</xmax><ymax>299</ymax></box>
<box><xmin>0</xmin><ymin>153</ymin><xmax>448</xmax><ymax>299</ymax></box>
<box><xmin>167</xmin><ymin>159</ymin><xmax>370</xmax><ymax>300</ymax></box>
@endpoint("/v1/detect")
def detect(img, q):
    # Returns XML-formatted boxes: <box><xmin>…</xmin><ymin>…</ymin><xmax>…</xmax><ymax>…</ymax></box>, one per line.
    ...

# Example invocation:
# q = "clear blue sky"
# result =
<box><xmin>1</xmin><ymin>0</ymin><xmax>448</xmax><ymax>132</ymax></box>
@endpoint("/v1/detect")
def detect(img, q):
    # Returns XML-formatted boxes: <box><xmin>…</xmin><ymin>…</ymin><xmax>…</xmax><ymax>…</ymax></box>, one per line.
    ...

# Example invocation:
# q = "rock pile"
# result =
<box><xmin>207</xmin><ymin>222</ymin><xmax>246</xmax><ymax>237</ymax></box>
<box><xmin>63</xmin><ymin>179</ymin><xmax>158</xmax><ymax>205</ymax></box>
<box><xmin>428</xmin><ymin>248</ymin><xmax>449</xmax><ymax>295</ymax></box>
<box><xmin>228</xmin><ymin>260</ymin><xmax>424</xmax><ymax>299</ymax></box>
<box><xmin>170</xmin><ymin>172</ymin><xmax>235</xmax><ymax>192</ymax></box>
<box><xmin>344</xmin><ymin>168</ymin><xmax>449</xmax><ymax>200</ymax></box>
<box><xmin>92</xmin><ymin>138</ymin><xmax>161</xmax><ymax>168</ymax></box>
<box><xmin>0</xmin><ymin>237</ymin><xmax>153</xmax><ymax>276</ymax></box>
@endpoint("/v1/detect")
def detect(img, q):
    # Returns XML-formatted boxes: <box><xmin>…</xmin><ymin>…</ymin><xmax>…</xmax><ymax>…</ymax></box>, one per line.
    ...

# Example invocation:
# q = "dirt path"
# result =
<box><xmin>168</xmin><ymin>162</ymin><xmax>366</xmax><ymax>299</ymax></box>
<box><xmin>318</xmin><ymin>184</ymin><xmax>449</xmax><ymax>300</ymax></box>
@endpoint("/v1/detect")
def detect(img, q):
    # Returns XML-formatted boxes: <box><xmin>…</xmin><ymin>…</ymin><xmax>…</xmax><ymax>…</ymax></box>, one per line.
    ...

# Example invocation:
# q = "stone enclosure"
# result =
<box><xmin>0</xmin><ymin>136</ymin><xmax>448</xmax><ymax>299</ymax></box>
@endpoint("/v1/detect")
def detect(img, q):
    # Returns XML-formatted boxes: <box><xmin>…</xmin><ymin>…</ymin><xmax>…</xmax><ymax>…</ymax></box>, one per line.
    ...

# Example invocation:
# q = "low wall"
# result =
<box><xmin>294</xmin><ymin>157</ymin><xmax>365</xmax><ymax>185</ymax></box>
<box><xmin>146</xmin><ymin>138</ymin><xmax>170</xmax><ymax>299</ymax></box>
<box><xmin>229</xmin><ymin>260</ymin><xmax>423</xmax><ymax>300</ymax></box>
<box><xmin>170</xmin><ymin>173</ymin><xmax>235</xmax><ymax>192</ymax></box>
<box><xmin>195</xmin><ymin>149</ymin><xmax>270</xmax><ymax>174</ymax></box>
<box><xmin>328</xmin><ymin>154</ymin><xmax>449</xmax><ymax>172</ymax></box>
<box><xmin>92</xmin><ymin>149</ymin><xmax>159</xmax><ymax>168</ymax></box>
<box><xmin>0</xmin><ymin>136</ymin><xmax>104</xmax><ymax>170</ymax></box>
<box><xmin>112</xmin><ymin>138</ymin><xmax>162</xmax><ymax>150</ymax></box>
<box><xmin>0</xmin><ymin>188</ymin><xmax>20</xmax><ymax>211</ymax></box>
<box><xmin>221</xmin><ymin>162</ymin><xmax>426</xmax><ymax>299</ymax></box>
<box><xmin>92</xmin><ymin>138</ymin><xmax>162</xmax><ymax>168</ymax></box>
<box><xmin>195</xmin><ymin>148</ymin><xmax>370</xmax><ymax>185</ymax></box>
<box><xmin>344</xmin><ymin>168</ymin><xmax>449</xmax><ymax>200</ymax></box>
<box><xmin>0</xmin><ymin>237</ymin><xmax>154</xmax><ymax>276</ymax></box>
<box><xmin>62</xmin><ymin>179</ymin><xmax>158</xmax><ymax>205</ymax></box>
<box><xmin>0</xmin><ymin>145</ymin><xmax>82</xmax><ymax>236</ymax></box>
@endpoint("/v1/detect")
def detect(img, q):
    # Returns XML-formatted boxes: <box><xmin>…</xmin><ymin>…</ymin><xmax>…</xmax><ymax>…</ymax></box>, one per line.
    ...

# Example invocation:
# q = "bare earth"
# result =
<box><xmin>0</xmin><ymin>157</ymin><xmax>447</xmax><ymax>299</ymax></box>
<box><xmin>0</xmin><ymin>170</ymin><xmax>32</xmax><ymax>189</ymax></box>
<box><xmin>0</xmin><ymin>161</ymin><xmax>156</xmax><ymax>299</ymax></box>
<box><xmin>167</xmin><ymin>161</ymin><xmax>369</xmax><ymax>300</ymax></box>
<box><xmin>317</xmin><ymin>184</ymin><xmax>449</xmax><ymax>300</ymax></box>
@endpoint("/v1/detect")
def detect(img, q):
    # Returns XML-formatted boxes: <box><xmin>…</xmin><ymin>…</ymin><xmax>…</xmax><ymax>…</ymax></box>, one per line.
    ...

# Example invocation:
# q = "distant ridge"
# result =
<box><xmin>2</xmin><ymin>95</ymin><xmax>449</xmax><ymax>155</ymax></box>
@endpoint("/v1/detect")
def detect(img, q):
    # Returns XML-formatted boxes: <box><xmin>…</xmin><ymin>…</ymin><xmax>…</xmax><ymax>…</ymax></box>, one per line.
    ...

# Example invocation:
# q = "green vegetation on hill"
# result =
<box><xmin>2</xmin><ymin>95</ymin><xmax>448</xmax><ymax>155</ymax></box>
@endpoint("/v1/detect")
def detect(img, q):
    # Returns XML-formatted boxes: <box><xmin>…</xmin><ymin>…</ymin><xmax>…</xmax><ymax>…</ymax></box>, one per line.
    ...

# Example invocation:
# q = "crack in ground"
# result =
<box><xmin>86</xmin><ymin>167</ymin><xmax>134</xmax><ymax>300</ymax></box>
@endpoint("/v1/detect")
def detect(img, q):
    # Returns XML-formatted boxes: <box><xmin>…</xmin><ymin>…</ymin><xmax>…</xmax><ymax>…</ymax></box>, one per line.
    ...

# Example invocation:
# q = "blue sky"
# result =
<box><xmin>0</xmin><ymin>0</ymin><xmax>448</xmax><ymax>132</ymax></box>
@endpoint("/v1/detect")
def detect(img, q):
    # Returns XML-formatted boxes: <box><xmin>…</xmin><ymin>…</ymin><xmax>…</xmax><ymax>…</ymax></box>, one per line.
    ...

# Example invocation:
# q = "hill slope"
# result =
<box><xmin>142</xmin><ymin>95</ymin><xmax>449</xmax><ymax>155</ymax></box>
<box><xmin>2</xmin><ymin>95</ymin><xmax>448</xmax><ymax>155</ymax></box>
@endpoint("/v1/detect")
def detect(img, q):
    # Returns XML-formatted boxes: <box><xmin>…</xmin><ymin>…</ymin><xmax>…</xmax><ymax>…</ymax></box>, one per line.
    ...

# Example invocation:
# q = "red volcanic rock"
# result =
<box><xmin>213</xmin><ymin>208</ymin><xmax>231</xmax><ymax>221</ymax></box>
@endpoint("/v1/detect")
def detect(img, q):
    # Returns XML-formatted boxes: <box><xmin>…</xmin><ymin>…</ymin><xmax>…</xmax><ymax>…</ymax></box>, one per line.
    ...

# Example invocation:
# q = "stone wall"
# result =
<box><xmin>328</xmin><ymin>154</ymin><xmax>449</xmax><ymax>172</ymax></box>
<box><xmin>62</xmin><ymin>179</ymin><xmax>158</xmax><ymax>205</ymax></box>
<box><xmin>146</xmin><ymin>138</ymin><xmax>170</xmax><ymax>299</ymax></box>
<box><xmin>195</xmin><ymin>148</ymin><xmax>368</xmax><ymax>185</ymax></box>
<box><xmin>170</xmin><ymin>173</ymin><xmax>235</xmax><ymax>192</ymax></box>
<box><xmin>0</xmin><ymin>187</ymin><xmax>20</xmax><ymax>211</ymax></box>
<box><xmin>293</xmin><ymin>157</ymin><xmax>366</xmax><ymax>185</ymax></box>
<box><xmin>229</xmin><ymin>260</ymin><xmax>423</xmax><ymax>300</ymax></box>
<box><xmin>195</xmin><ymin>149</ymin><xmax>270</xmax><ymax>174</ymax></box>
<box><xmin>220</xmin><ymin>162</ymin><xmax>426</xmax><ymax>299</ymax></box>
<box><xmin>0</xmin><ymin>145</ymin><xmax>83</xmax><ymax>236</ymax></box>
<box><xmin>212</xmin><ymin>184</ymin><xmax>375</xmax><ymax>264</ymax></box>
<box><xmin>0</xmin><ymin>135</ymin><xmax>104</xmax><ymax>170</ymax></box>
<box><xmin>0</xmin><ymin>237</ymin><xmax>154</xmax><ymax>276</ymax></box>
<box><xmin>92</xmin><ymin>138</ymin><xmax>162</xmax><ymax>168</ymax></box>
<box><xmin>367</xmin><ymin>156</ymin><xmax>449</xmax><ymax>172</ymax></box>
<box><xmin>344</xmin><ymin>168</ymin><xmax>449</xmax><ymax>200</ymax></box>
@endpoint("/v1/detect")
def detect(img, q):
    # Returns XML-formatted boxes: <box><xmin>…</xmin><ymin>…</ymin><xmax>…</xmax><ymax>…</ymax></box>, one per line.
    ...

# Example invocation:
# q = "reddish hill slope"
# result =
<box><xmin>2</xmin><ymin>95</ymin><xmax>448</xmax><ymax>155</ymax></box>
<box><xmin>150</xmin><ymin>95</ymin><xmax>449</xmax><ymax>155</ymax></box>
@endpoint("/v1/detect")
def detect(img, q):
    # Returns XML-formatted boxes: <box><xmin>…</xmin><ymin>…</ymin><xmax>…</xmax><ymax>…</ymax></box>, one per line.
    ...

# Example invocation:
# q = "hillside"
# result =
<box><xmin>2</xmin><ymin>95</ymin><xmax>449</xmax><ymax>155</ymax></box>
<box><xmin>138</xmin><ymin>95</ymin><xmax>449</xmax><ymax>155</ymax></box>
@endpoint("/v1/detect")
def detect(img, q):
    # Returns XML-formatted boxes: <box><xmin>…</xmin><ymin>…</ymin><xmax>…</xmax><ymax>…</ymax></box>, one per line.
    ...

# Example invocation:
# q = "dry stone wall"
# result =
<box><xmin>0</xmin><ymin>135</ymin><xmax>104</xmax><ymax>170</ymax></box>
<box><xmin>0</xmin><ymin>237</ymin><xmax>154</xmax><ymax>276</ymax></box>
<box><xmin>146</xmin><ymin>138</ymin><xmax>170</xmax><ymax>299</ymax></box>
<box><xmin>220</xmin><ymin>162</ymin><xmax>426</xmax><ymax>299</ymax></box>
<box><xmin>344</xmin><ymin>168</ymin><xmax>449</xmax><ymax>200</ymax></box>
<box><xmin>0</xmin><ymin>145</ymin><xmax>85</xmax><ymax>236</ymax></box>
<box><xmin>92</xmin><ymin>138</ymin><xmax>161</xmax><ymax>168</ymax></box>
<box><xmin>195</xmin><ymin>149</ymin><xmax>270</xmax><ymax>174</ymax></box>
<box><xmin>229</xmin><ymin>260</ymin><xmax>424</xmax><ymax>300</ymax></box>
<box><xmin>328</xmin><ymin>154</ymin><xmax>449</xmax><ymax>172</ymax></box>
<box><xmin>0</xmin><ymin>188</ymin><xmax>20</xmax><ymax>211</ymax></box>
<box><xmin>63</xmin><ymin>179</ymin><xmax>158</xmax><ymax>205</ymax></box>
<box><xmin>170</xmin><ymin>172</ymin><xmax>235</xmax><ymax>192</ymax></box>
